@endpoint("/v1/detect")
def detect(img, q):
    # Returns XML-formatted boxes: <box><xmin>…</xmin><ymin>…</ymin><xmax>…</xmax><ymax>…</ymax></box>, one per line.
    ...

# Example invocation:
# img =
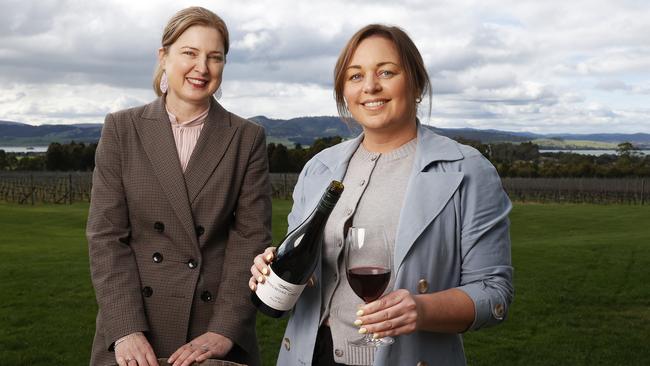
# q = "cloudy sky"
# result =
<box><xmin>0</xmin><ymin>0</ymin><xmax>649</xmax><ymax>133</ymax></box>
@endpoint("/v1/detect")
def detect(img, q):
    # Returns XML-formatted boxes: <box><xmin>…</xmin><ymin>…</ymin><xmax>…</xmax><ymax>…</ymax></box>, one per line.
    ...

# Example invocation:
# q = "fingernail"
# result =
<box><xmin>250</xmin><ymin>283</ymin><xmax>256</xmax><ymax>291</ymax></box>
<box><xmin>358</xmin><ymin>327</ymin><xmax>368</xmax><ymax>334</ymax></box>
<box><xmin>262</xmin><ymin>267</ymin><xmax>268</xmax><ymax>275</ymax></box>
<box><xmin>372</xmin><ymin>333</ymin><xmax>380</xmax><ymax>339</ymax></box>
<box><xmin>266</xmin><ymin>254</ymin><xmax>273</xmax><ymax>261</ymax></box>
<box><xmin>257</xmin><ymin>275</ymin><xmax>264</xmax><ymax>282</ymax></box>
<box><xmin>354</xmin><ymin>319</ymin><xmax>362</xmax><ymax>326</ymax></box>
<box><xmin>356</xmin><ymin>309</ymin><xmax>364</xmax><ymax>317</ymax></box>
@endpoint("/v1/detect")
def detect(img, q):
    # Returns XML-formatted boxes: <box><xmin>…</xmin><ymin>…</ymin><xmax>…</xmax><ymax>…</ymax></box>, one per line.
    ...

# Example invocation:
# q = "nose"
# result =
<box><xmin>362</xmin><ymin>74</ymin><xmax>381</xmax><ymax>94</ymax></box>
<box><xmin>193</xmin><ymin>56</ymin><xmax>208</xmax><ymax>74</ymax></box>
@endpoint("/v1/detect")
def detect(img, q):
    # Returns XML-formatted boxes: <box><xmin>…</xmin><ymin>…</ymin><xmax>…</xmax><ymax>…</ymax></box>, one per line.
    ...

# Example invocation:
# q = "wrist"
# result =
<box><xmin>114</xmin><ymin>331</ymin><xmax>143</xmax><ymax>348</ymax></box>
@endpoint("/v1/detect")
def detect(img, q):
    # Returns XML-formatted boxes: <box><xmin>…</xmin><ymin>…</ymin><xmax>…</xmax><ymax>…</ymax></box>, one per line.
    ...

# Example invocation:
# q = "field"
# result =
<box><xmin>0</xmin><ymin>202</ymin><xmax>648</xmax><ymax>365</ymax></box>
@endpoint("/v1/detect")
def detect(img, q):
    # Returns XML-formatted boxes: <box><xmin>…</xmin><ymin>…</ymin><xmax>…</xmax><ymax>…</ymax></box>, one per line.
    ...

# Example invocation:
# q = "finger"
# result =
<box><xmin>195</xmin><ymin>349</ymin><xmax>215</xmax><ymax>362</ymax></box>
<box><xmin>264</xmin><ymin>246</ymin><xmax>276</xmax><ymax>262</ymax></box>
<box><xmin>145</xmin><ymin>349</ymin><xmax>160</xmax><ymax>366</ymax></box>
<box><xmin>135</xmin><ymin>352</ymin><xmax>150</xmax><ymax>366</ymax></box>
<box><xmin>372</xmin><ymin>322</ymin><xmax>417</xmax><ymax>338</ymax></box>
<box><xmin>361</xmin><ymin>290</ymin><xmax>406</xmax><ymax>315</ymax></box>
<box><xmin>127</xmin><ymin>359</ymin><xmax>138</xmax><ymax>366</ymax></box>
<box><xmin>115</xmin><ymin>356</ymin><xmax>127</xmax><ymax>366</ymax></box>
<box><xmin>180</xmin><ymin>349</ymin><xmax>204</xmax><ymax>366</ymax></box>
<box><xmin>168</xmin><ymin>345</ymin><xmax>186</xmax><ymax>363</ymax></box>
<box><xmin>249</xmin><ymin>277</ymin><xmax>257</xmax><ymax>291</ymax></box>
<box><xmin>172</xmin><ymin>348</ymin><xmax>193</xmax><ymax>366</ymax></box>
<box><xmin>253</xmin><ymin>255</ymin><xmax>269</xmax><ymax>275</ymax></box>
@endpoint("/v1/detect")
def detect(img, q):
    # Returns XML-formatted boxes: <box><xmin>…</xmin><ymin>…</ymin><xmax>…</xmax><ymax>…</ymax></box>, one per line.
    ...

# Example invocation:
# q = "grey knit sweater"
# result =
<box><xmin>320</xmin><ymin>138</ymin><xmax>416</xmax><ymax>365</ymax></box>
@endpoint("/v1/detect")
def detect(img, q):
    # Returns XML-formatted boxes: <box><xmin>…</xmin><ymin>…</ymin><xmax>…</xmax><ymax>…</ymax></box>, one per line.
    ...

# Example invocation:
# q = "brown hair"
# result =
<box><xmin>153</xmin><ymin>6</ymin><xmax>230</xmax><ymax>96</ymax></box>
<box><xmin>333</xmin><ymin>24</ymin><xmax>432</xmax><ymax>121</ymax></box>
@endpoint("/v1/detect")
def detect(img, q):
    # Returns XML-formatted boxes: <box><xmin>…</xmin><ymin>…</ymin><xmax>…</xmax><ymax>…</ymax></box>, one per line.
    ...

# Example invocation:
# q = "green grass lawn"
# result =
<box><xmin>0</xmin><ymin>202</ymin><xmax>648</xmax><ymax>365</ymax></box>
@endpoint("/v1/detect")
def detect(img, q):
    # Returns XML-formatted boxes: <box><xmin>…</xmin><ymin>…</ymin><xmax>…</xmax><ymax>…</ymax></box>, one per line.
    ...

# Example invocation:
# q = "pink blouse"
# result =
<box><xmin>166</xmin><ymin>107</ymin><xmax>209</xmax><ymax>172</ymax></box>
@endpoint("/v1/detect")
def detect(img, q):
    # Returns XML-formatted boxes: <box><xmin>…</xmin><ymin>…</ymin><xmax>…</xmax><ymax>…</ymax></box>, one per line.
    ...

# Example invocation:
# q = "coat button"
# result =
<box><xmin>201</xmin><ymin>290</ymin><xmax>213</xmax><ymax>302</ymax></box>
<box><xmin>283</xmin><ymin>337</ymin><xmax>290</xmax><ymax>351</ymax></box>
<box><xmin>187</xmin><ymin>259</ymin><xmax>198</xmax><ymax>269</ymax></box>
<box><xmin>334</xmin><ymin>349</ymin><xmax>343</xmax><ymax>357</ymax></box>
<box><xmin>195</xmin><ymin>225</ymin><xmax>205</xmax><ymax>237</ymax></box>
<box><xmin>417</xmin><ymin>279</ymin><xmax>429</xmax><ymax>294</ymax></box>
<box><xmin>152</xmin><ymin>252</ymin><xmax>163</xmax><ymax>263</ymax></box>
<box><xmin>153</xmin><ymin>221</ymin><xmax>165</xmax><ymax>233</ymax></box>
<box><xmin>142</xmin><ymin>286</ymin><xmax>153</xmax><ymax>297</ymax></box>
<box><xmin>416</xmin><ymin>362</ymin><xmax>428</xmax><ymax>366</ymax></box>
<box><xmin>493</xmin><ymin>303</ymin><xmax>505</xmax><ymax>320</ymax></box>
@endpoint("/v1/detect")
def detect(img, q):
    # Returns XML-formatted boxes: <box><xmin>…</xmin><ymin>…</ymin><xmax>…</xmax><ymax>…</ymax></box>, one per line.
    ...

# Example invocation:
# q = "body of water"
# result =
<box><xmin>0</xmin><ymin>146</ymin><xmax>48</xmax><ymax>153</ymax></box>
<box><xmin>540</xmin><ymin>149</ymin><xmax>650</xmax><ymax>156</ymax></box>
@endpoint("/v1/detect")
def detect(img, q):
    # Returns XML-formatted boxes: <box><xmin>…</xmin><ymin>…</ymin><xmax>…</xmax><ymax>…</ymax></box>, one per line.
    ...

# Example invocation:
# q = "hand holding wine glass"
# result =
<box><xmin>345</xmin><ymin>226</ymin><xmax>394</xmax><ymax>346</ymax></box>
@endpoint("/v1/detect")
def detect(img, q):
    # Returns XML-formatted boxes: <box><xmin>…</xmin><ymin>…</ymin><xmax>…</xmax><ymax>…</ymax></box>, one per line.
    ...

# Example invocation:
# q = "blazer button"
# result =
<box><xmin>142</xmin><ymin>286</ymin><xmax>153</xmax><ymax>297</ymax></box>
<box><xmin>201</xmin><ymin>290</ymin><xmax>213</xmax><ymax>302</ymax></box>
<box><xmin>334</xmin><ymin>349</ymin><xmax>343</xmax><ymax>357</ymax></box>
<box><xmin>283</xmin><ymin>337</ymin><xmax>291</xmax><ymax>351</ymax></box>
<box><xmin>187</xmin><ymin>259</ymin><xmax>198</xmax><ymax>269</ymax></box>
<box><xmin>417</xmin><ymin>279</ymin><xmax>429</xmax><ymax>294</ymax></box>
<box><xmin>195</xmin><ymin>225</ymin><xmax>205</xmax><ymax>237</ymax></box>
<box><xmin>153</xmin><ymin>221</ymin><xmax>165</xmax><ymax>233</ymax></box>
<box><xmin>152</xmin><ymin>252</ymin><xmax>163</xmax><ymax>263</ymax></box>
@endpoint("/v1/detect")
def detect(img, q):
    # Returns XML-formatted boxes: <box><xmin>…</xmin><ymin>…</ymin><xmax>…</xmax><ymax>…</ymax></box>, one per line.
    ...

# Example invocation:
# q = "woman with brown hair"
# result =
<box><xmin>250</xmin><ymin>24</ymin><xmax>513</xmax><ymax>365</ymax></box>
<box><xmin>88</xmin><ymin>7</ymin><xmax>271</xmax><ymax>366</ymax></box>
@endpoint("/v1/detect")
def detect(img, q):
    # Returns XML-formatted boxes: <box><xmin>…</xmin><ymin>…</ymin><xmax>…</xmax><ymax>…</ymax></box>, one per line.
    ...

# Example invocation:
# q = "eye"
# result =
<box><xmin>348</xmin><ymin>73</ymin><xmax>362</xmax><ymax>82</ymax></box>
<box><xmin>208</xmin><ymin>54</ymin><xmax>224</xmax><ymax>62</ymax></box>
<box><xmin>378</xmin><ymin>70</ymin><xmax>395</xmax><ymax>78</ymax></box>
<box><xmin>182</xmin><ymin>50</ymin><xmax>196</xmax><ymax>57</ymax></box>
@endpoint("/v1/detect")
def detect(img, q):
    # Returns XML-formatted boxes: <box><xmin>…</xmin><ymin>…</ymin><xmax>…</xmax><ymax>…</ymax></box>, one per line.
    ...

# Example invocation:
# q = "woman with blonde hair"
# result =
<box><xmin>88</xmin><ymin>7</ymin><xmax>271</xmax><ymax>366</ymax></box>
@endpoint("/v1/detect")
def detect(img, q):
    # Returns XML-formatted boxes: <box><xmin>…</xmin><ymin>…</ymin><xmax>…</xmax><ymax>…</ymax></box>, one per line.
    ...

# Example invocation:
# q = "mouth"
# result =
<box><xmin>361</xmin><ymin>99</ymin><xmax>389</xmax><ymax>109</ymax></box>
<box><xmin>186</xmin><ymin>77</ymin><xmax>208</xmax><ymax>88</ymax></box>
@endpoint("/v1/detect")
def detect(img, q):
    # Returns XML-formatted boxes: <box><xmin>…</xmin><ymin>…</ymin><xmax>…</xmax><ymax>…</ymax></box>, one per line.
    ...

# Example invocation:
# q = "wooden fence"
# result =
<box><xmin>0</xmin><ymin>172</ymin><xmax>647</xmax><ymax>205</ymax></box>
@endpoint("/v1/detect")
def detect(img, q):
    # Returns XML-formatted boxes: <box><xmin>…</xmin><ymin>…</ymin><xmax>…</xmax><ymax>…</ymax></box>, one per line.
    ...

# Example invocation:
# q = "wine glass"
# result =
<box><xmin>345</xmin><ymin>226</ymin><xmax>394</xmax><ymax>346</ymax></box>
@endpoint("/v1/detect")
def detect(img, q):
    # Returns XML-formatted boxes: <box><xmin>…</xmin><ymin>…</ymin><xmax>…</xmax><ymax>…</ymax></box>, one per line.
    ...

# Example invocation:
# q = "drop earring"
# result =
<box><xmin>160</xmin><ymin>71</ymin><xmax>168</xmax><ymax>94</ymax></box>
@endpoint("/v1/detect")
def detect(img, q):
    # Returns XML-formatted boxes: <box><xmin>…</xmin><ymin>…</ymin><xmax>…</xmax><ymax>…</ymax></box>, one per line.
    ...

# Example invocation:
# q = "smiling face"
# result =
<box><xmin>159</xmin><ymin>25</ymin><xmax>225</xmax><ymax>109</ymax></box>
<box><xmin>343</xmin><ymin>36</ymin><xmax>416</xmax><ymax>139</ymax></box>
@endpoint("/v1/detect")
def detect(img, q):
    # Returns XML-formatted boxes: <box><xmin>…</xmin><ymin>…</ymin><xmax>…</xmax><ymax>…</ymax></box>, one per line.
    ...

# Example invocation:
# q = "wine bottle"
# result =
<box><xmin>252</xmin><ymin>180</ymin><xmax>344</xmax><ymax>318</ymax></box>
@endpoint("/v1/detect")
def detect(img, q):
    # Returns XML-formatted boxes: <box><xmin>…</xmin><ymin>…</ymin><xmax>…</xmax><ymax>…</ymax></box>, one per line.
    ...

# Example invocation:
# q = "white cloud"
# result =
<box><xmin>0</xmin><ymin>0</ymin><xmax>648</xmax><ymax>133</ymax></box>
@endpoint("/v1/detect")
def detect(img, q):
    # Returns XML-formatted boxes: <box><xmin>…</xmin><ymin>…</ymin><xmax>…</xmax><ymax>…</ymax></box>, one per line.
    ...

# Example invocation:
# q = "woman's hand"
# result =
<box><xmin>168</xmin><ymin>332</ymin><xmax>234</xmax><ymax>366</ymax></box>
<box><xmin>114</xmin><ymin>332</ymin><xmax>159</xmax><ymax>366</ymax></box>
<box><xmin>354</xmin><ymin>289</ymin><xmax>422</xmax><ymax>339</ymax></box>
<box><xmin>248</xmin><ymin>247</ymin><xmax>276</xmax><ymax>291</ymax></box>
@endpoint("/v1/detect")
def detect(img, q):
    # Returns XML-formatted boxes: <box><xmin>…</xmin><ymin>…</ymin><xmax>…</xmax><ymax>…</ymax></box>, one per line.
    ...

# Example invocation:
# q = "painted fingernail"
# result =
<box><xmin>266</xmin><ymin>254</ymin><xmax>273</xmax><ymax>261</ymax></box>
<box><xmin>372</xmin><ymin>333</ymin><xmax>380</xmax><ymax>339</ymax></box>
<box><xmin>262</xmin><ymin>267</ymin><xmax>268</xmax><ymax>275</ymax></box>
<box><xmin>358</xmin><ymin>327</ymin><xmax>368</xmax><ymax>334</ymax></box>
<box><xmin>356</xmin><ymin>309</ymin><xmax>364</xmax><ymax>317</ymax></box>
<box><xmin>354</xmin><ymin>319</ymin><xmax>363</xmax><ymax>326</ymax></box>
<box><xmin>257</xmin><ymin>275</ymin><xmax>264</xmax><ymax>282</ymax></box>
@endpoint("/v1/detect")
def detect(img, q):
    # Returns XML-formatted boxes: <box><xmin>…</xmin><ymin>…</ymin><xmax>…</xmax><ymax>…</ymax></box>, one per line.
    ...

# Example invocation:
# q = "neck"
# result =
<box><xmin>361</xmin><ymin>120</ymin><xmax>417</xmax><ymax>153</ymax></box>
<box><xmin>165</xmin><ymin>93</ymin><xmax>210</xmax><ymax>122</ymax></box>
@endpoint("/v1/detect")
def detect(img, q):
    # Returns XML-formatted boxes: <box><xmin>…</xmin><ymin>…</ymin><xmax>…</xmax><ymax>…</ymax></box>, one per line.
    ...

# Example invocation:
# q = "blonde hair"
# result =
<box><xmin>153</xmin><ymin>7</ymin><xmax>229</xmax><ymax>96</ymax></box>
<box><xmin>333</xmin><ymin>24</ymin><xmax>431</xmax><ymax>121</ymax></box>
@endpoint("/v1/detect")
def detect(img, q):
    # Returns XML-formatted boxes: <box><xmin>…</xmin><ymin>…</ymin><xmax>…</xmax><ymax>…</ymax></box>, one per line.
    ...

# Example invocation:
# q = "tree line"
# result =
<box><xmin>1</xmin><ymin>137</ymin><xmax>649</xmax><ymax>178</ymax></box>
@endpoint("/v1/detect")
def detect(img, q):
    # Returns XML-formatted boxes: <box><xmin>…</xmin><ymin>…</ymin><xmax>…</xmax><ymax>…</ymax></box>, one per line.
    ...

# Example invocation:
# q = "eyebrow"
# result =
<box><xmin>346</xmin><ymin>61</ymin><xmax>400</xmax><ymax>70</ymax></box>
<box><xmin>180</xmin><ymin>46</ymin><xmax>223</xmax><ymax>54</ymax></box>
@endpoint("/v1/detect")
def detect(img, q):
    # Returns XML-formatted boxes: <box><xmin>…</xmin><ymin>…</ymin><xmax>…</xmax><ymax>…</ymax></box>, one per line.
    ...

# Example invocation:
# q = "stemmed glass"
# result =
<box><xmin>345</xmin><ymin>226</ymin><xmax>394</xmax><ymax>346</ymax></box>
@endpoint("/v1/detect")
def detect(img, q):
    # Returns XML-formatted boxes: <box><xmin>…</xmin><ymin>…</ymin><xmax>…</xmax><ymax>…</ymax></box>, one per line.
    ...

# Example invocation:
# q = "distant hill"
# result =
<box><xmin>1</xmin><ymin>117</ymin><xmax>649</xmax><ymax>149</ymax></box>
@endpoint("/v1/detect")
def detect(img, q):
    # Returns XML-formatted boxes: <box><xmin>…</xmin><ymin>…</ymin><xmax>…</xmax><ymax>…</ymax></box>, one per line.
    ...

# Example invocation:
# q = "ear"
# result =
<box><xmin>157</xmin><ymin>47</ymin><xmax>167</xmax><ymax>69</ymax></box>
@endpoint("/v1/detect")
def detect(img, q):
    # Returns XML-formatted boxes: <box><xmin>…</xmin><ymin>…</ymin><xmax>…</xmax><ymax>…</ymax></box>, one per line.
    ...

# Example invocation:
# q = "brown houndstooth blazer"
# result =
<box><xmin>87</xmin><ymin>96</ymin><xmax>271</xmax><ymax>366</ymax></box>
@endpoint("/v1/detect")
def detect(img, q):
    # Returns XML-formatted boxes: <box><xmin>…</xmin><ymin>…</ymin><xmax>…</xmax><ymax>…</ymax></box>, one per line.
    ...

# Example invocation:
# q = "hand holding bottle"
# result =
<box><xmin>249</xmin><ymin>247</ymin><xmax>276</xmax><ymax>291</ymax></box>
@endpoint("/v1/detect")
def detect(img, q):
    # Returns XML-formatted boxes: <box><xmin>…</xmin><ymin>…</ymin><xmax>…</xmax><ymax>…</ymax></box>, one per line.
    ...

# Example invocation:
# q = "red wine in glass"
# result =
<box><xmin>345</xmin><ymin>226</ymin><xmax>394</xmax><ymax>346</ymax></box>
<box><xmin>347</xmin><ymin>266</ymin><xmax>391</xmax><ymax>303</ymax></box>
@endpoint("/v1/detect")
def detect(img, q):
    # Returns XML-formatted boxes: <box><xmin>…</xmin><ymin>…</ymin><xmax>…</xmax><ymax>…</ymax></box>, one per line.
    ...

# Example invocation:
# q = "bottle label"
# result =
<box><xmin>255</xmin><ymin>267</ymin><xmax>306</xmax><ymax>311</ymax></box>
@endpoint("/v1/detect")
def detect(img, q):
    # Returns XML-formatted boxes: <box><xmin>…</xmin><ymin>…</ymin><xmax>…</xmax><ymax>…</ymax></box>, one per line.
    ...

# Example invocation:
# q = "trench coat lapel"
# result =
<box><xmin>394</xmin><ymin>125</ymin><xmax>464</xmax><ymax>273</ymax></box>
<box><xmin>184</xmin><ymin>100</ymin><xmax>237</xmax><ymax>205</ymax></box>
<box><xmin>136</xmin><ymin>97</ymin><xmax>198</xmax><ymax>248</ymax></box>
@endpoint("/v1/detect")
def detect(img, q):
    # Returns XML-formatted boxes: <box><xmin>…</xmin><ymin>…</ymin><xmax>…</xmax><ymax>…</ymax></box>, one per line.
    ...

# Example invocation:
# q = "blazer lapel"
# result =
<box><xmin>394</xmin><ymin>125</ymin><xmax>464</xmax><ymax>273</ymax></box>
<box><xmin>135</xmin><ymin>97</ymin><xmax>198</xmax><ymax>248</ymax></box>
<box><xmin>183</xmin><ymin>100</ymin><xmax>237</xmax><ymax>205</ymax></box>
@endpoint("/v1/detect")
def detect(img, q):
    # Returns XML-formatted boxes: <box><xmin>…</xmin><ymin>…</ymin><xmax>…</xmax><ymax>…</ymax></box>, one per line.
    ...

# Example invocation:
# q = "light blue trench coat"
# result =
<box><xmin>276</xmin><ymin>124</ymin><xmax>513</xmax><ymax>366</ymax></box>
